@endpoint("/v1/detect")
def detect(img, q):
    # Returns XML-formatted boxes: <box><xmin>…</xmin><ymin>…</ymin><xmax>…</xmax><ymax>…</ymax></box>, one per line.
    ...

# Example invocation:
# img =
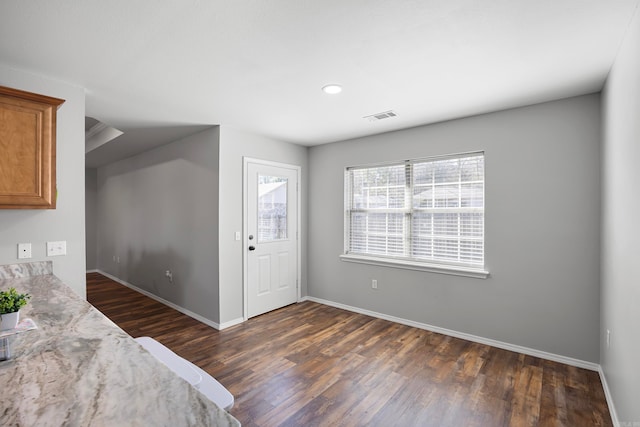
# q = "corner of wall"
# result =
<box><xmin>599</xmin><ymin>1</ymin><xmax>640</xmax><ymax>423</ymax></box>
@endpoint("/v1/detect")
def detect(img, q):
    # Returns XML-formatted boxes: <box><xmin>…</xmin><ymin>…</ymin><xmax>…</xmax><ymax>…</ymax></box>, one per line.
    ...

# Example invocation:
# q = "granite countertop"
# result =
<box><xmin>0</xmin><ymin>262</ymin><xmax>240</xmax><ymax>427</ymax></box>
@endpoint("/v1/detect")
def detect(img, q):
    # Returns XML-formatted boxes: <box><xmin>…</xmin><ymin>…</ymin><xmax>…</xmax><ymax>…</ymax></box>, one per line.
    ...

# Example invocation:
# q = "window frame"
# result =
<box><xmin>341</xmin><ymin>151</ymin><xmax>489</xmax><ymax>279</ymax></box>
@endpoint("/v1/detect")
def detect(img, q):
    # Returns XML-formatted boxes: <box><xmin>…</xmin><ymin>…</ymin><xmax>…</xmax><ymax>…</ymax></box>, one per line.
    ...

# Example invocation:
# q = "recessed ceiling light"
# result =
<box><xmin>322</xmin><ymin>84</ymin><xmax>342</xmax><ymax>94</ymax></box>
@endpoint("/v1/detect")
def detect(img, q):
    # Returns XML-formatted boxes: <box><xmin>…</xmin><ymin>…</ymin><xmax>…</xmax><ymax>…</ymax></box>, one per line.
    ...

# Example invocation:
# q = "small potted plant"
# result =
<box><xmin>0</xmin><ymin>288</ymin><xmax>31</xmax><ymax>331</ymax></box>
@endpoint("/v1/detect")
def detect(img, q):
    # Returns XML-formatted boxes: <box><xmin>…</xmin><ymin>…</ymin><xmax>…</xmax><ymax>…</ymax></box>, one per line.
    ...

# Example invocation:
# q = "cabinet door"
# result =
<box><xmin>0</xmin><ymin>86</ymin><xmax>64</xmax><ymax>209</ymax></box>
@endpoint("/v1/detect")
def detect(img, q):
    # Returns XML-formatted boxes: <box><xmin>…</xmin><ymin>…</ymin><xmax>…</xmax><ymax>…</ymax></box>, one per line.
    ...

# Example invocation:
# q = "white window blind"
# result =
<box><xmin>344</xmin><ymin>152</ymin><xmax>485</xmax><ymax>269</ymax></box>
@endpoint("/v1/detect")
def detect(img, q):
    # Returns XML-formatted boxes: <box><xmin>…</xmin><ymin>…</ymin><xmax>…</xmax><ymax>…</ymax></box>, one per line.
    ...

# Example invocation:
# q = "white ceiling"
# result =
<box><xmin>1</xmin><ymin>0</ymin><xmax>638</xmax><ymax>167</ymax></box>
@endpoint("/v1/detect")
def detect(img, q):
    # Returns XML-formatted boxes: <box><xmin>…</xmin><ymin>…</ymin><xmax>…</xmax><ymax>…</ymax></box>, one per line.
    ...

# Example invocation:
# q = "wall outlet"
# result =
<box><xmin>372</xmin><ymin>279</ymin><xmax>378</xmax><ymax>289</ymax></box>
<box><xmin>606</xmin><ymin>329</ymin><xmax>611</xmax><ymax>349</ymax></box>
<box><xmin>18</xmin><ymin>243</ymin><xmax>32</xmax><ymax>259</ymax></box>
<box><xmin>165</xmin><ymin>270</ymin><xmax>173</xmax><ymax>283</ymax></box>
<box><xmin>46</xmin><ymin>241</ymin><xmax>67</xmax><ymax>257</ymax></box>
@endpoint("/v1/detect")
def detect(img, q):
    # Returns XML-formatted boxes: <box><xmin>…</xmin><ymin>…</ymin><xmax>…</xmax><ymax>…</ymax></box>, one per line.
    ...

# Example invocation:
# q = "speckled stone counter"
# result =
<box><xmin>0</xmin><ymin>262</ymin><xmax>240</xmax><ymax>427</ymax></box>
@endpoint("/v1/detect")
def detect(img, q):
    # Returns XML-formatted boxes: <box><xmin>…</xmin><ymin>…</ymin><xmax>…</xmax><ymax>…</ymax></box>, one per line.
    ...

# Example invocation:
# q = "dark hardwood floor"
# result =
<box><xmin>87</xmin><ymin>272</ymin><xmax>612</xmax><ymax>427</ymax></box>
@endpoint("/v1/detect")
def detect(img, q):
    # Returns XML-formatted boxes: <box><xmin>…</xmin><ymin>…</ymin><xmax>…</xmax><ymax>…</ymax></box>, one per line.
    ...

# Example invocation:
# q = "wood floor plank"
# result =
<box><xmin>86</xmin><ymin>272</ymin><xmax>613</xmax><ymax>427</ymax></box>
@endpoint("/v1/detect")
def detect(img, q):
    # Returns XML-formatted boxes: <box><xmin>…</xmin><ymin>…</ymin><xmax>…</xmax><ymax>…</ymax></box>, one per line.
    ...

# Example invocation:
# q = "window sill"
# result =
<box><xmin>339</xmin><ymin>254</ymin><xmax>489</xmax><ymax>279</ymax></box>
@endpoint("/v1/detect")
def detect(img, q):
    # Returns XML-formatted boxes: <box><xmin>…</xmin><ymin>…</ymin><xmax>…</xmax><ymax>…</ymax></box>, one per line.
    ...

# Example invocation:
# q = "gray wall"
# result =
<box><xmin>96</xmin><ymin>127</ymin><xmax>220</xmax><ymax>322</ymax></box>
<box><xmin>218</xmin><ymin>127</ymin><xmax>308</xmax><ymax>324</ymax></box>
<box><xmin>0</xmin><ymin>66</ymin><xmax>86</xmax><ymax>297</ymax></box>
<box><xmin>308</xmin><ymin>94</ymin><xmax>601</xmax><ymax>362</ymax></box>
<box><xmin>601</xmin><ymin>3</ymin><xmax>640</xmax><ymax>423</ymax></box>
<box><xmin>85</xmin><ymin>168</ymin><xmax>98</xmax><ymax>270</ymax></box>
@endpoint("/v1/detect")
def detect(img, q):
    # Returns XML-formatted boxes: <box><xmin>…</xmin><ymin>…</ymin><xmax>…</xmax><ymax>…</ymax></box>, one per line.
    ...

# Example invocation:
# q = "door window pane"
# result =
<box><xmin>258</xmin><ymin>175</ymin><xmax>288</xmax><ymax>242</ymax></box>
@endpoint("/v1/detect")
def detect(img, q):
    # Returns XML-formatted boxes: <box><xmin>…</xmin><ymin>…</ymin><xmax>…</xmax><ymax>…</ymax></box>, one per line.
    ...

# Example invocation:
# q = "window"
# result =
<box><xmin>342</xmin><ymin>152</ymin><xmax>487</xmax><ymax>278</ymax></box>
<box><xmin>257</xmin><ymin>175</ymin><xmax>288</xmax><ymax>242</ymax></box>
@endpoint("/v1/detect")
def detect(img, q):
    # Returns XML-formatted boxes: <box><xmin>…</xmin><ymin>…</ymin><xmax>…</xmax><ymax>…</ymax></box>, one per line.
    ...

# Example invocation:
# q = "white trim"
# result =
<box><xmin>86</xmin><ymin>269</ymin><xmax>98</xmax><ymax>273</ymax></box>
<box><xmin>242</xmin><ymin>159</ymin><xmax>249</xmax><ymax>322</ymax></box>
<box><xmin>598</xmin><ymin>366</ymin><xmax>620</xmax><ymax>427</ymax></box>
<box><xmin>242</xmin><ymin>157</ymin><xmax>302</xmax><ymax>321</ymax></box>
<box><xmin>219</xmin><ymin>317</ymin><xmax>245</xmax><ymax>330</ymax></box>
<box><xmin>242</xmin><ymin>157</ymin><xmax>249</xmax><ymax>321</ymax></box>
<box><xmin>303</xmin><ymin>295</ymin><xmax>599</xmax><ymax>371</ymax></box>
<box><xmin>339</xmin><ymin>254</ymin><xmax>489</xmax><ymax>279</ymax></box>
<box><xmin>84</xmin><ymin>121</ymin><xmax>108</xmax><ymax>140</ymax></box>
<box><xmin>94</xmin><ymin>270</ymin><xmax>237</xmax><ymax>331</ymax></box>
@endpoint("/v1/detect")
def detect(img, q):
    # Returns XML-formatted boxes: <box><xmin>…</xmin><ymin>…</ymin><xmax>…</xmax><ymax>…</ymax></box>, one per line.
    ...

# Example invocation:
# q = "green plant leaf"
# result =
<box><xmin>0</xmin><ymin>287</ymin><xmax>31</xmax><ymax>314</ymax></box>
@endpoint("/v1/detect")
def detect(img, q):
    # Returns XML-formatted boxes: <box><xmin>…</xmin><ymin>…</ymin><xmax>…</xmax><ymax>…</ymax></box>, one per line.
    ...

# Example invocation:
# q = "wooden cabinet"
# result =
<box><xmin>0</xmin><ymin>85</ymin><xmax>65</xmax><ymax>209</ymax></box>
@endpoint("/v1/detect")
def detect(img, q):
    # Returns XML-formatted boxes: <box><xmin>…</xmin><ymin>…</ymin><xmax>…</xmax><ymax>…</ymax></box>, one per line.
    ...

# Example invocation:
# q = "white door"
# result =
<box><xmin>245</xmin><ymin>160</ymin><xmax>299</xmax><ymax>318</ymax></box>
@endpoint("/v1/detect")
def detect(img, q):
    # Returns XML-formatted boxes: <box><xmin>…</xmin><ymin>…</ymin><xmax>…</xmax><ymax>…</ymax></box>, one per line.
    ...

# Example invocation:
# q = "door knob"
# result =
<box><xmin>248</xmin><ymin>245</ymin><xmax>256</xmax><ymax>251</ymax></box>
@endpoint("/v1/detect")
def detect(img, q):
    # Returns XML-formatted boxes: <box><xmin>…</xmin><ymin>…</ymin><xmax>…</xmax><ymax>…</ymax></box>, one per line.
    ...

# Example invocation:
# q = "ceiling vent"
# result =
<box><xmin>363</xmin><ymin>110</ymin><xmax>398</xmax><ymax>122</ymax></box>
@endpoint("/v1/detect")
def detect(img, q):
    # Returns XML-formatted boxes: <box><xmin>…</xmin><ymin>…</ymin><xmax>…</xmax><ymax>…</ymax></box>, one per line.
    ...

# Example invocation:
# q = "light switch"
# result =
<box><xmin>47</xmin><ymin>241</ymin><xmax>67</xmax><ymax>257</ymax></box>
<box><xmin>235</xmin><ymin>231</ymin><xmax>241</xmax><ymax>241</ymax></box>
<box><xmin>18</xmin><ymin>243</ymin><xmax>32</xmax><ymax>259</ymax></box>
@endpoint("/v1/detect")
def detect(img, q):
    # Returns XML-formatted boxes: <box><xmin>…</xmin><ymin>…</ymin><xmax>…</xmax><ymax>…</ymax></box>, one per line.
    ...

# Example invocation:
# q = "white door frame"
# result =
<box><xmin>243</xmin><ymin>157</ymin><xmax>301</xmax><ymax>321</ymax></box>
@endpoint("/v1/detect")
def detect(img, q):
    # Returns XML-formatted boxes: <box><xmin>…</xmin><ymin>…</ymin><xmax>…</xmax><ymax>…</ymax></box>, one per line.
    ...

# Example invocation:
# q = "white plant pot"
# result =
<box><xmin>0</xmin><ymin>311</ymin><xmax>20</xmax><ymax>331</ymax></box>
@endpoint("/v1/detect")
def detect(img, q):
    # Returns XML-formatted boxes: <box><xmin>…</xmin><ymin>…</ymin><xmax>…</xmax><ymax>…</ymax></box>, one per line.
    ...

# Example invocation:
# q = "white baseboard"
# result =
<box><xmin>301</xmin><ymin>296</ymin><xmax>600</xmax><ymax>372</ymax></box>
<box><xmin>220</xmin><ymin>317</ymin><xmax>245</xmax><ymax>330</ymax></box>
<box><xmin>91</xmin><ymin>275</ymin><xmax>615</xmax><ymax>422</ymax></box>
<box><xmin>94</xmin><ymin>270</ymin><xmax>236</xmax><ymax>331</ymax></box>
<box><xmin>598</xmin><ymin>366</ymin><xmax>620</xmax><ymax>427</ymax></box>
<box><xmin>88</xmin><ymin>275</ymin><xmax>601</xmax><ymax>370</ymax></box>
<box><xmin>86</xmin><ymin>269</ymin><xmax>98</xmax><ymax>273</ymax></box>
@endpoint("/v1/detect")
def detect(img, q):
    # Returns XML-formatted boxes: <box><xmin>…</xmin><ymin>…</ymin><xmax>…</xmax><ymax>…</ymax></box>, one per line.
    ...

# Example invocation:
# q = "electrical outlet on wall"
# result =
<box><xmin>18</xmin><ymin>243</ymin><xmax>32</xmax><ymax>259</ymax></box>
<box><xmin>606</xmin><ymin>329</ymin><xmax>611</xmax><ymax>349</ymax></box>
<box><xmin>372</xmin><ymin>279</ymin><xmax>378</xmax><ymax>289</ymax></box>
